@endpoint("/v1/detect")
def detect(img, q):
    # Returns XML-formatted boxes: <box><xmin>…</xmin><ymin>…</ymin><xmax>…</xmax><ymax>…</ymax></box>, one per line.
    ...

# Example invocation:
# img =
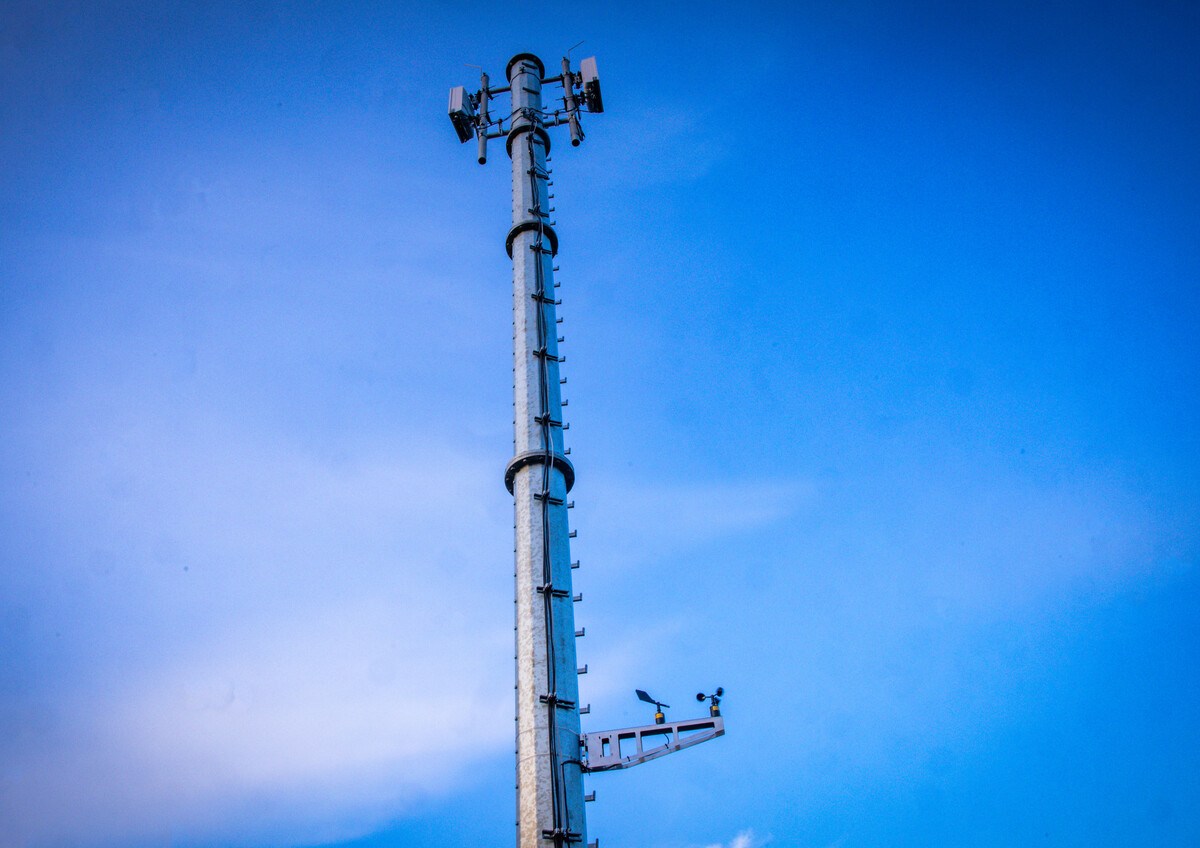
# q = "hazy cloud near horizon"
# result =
<box><xmin>0</xmin><ymin>376</ymin><xmax>814</xmax><ymax>844</ymax></box>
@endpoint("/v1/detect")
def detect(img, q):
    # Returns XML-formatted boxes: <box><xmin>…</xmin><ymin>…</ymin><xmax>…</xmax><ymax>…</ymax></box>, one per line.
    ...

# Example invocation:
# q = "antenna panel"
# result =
<box><xmin>579</xmin><ymin>57</ymin><xmax>603</xmax><ymax>113</ymax></box>
<box><xmin>448</xmin><ymin>85</ymin><xmax>476</xmax><ymax>142</ymax></box>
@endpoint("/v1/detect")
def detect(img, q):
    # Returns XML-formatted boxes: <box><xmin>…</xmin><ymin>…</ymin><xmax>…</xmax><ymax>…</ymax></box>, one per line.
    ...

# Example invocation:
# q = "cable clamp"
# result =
<box><xmin>536</xmin><ymin>583</ymin><xmax>569</xmax><ymax>598</ymax></box>
<box><xmin>541</xmin><ymin>829</ymin><xmax>583</xmax><ymax>844</ymax></box>
<box><xmin>539</xmin><ymin>693</ymin><xmax>577</xmax><ymax>710</ymax></box>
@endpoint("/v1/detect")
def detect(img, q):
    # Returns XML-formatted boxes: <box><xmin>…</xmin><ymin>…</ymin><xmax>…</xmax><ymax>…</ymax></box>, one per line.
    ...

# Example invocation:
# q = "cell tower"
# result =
<box><xmin>448</xmin><ymin>51</ymin><xmax>725</xmax><ymax>848</ymax></box>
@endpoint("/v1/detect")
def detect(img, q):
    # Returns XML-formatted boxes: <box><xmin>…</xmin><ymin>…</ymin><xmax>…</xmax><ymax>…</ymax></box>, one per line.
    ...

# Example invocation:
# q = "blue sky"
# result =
<box><xmin>2</xmin><ymin>1</ymin><xmax>1198</xmax><ymax>846</ymax></box>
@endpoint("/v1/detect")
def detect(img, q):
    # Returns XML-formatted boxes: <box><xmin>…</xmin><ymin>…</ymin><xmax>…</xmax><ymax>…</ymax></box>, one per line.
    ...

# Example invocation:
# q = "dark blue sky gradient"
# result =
<box><xmin>2</xmin><ymin>2</ymin><xmax>1198</xmax><ymax>846</ymax></box>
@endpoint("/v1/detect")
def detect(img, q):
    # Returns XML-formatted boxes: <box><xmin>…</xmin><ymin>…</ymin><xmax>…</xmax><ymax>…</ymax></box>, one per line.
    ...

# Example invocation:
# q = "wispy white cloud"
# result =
<box><xmin>704</xmin><ymin>828</ymin><xmax>770</xmax><ymax>848</ymax></box>
<box><xmin>581</xmin><ymin>477</ymin><xmax>817</xmax><ymax>572</ymax></box>
<box><xmin>0</xmin><ymin>377</ymin><xmax>792</xmax><ymax>845</ymax></box>
<box><xmin>0</xmin><ymin>402</ymin><xmax>517</xmax><ymax>845</ymax></box>
<box><xmin>1</xmin><ymin>593</ymin><xmax>512</xmax><ymax>846</ymax></box>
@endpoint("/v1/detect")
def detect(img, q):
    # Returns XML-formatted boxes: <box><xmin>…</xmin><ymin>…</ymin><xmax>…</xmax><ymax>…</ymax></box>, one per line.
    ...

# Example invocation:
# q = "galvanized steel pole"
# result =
<box><xmin>449</xmin><ymin>50</ymin><xmax>725</xmax><ymax>848</ymax></box>
<box><xmin>503</xmin><ymin>52</ymin><xmax>586</xmax><ymax>848</ymax></box>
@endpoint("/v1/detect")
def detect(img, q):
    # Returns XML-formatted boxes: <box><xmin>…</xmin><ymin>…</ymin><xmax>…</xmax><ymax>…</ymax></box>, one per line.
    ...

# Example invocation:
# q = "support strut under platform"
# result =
<box><xmin>580</xmin><ymin>716</ymin><xmax>725</xmax><ymax>773</ymax></box>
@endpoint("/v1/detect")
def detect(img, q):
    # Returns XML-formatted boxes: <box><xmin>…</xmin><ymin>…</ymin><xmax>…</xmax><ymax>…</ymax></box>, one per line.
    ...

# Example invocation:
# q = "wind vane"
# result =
<box><xmin>447</xmin><ymin>51</ymin><xmax>725</xmax><ymax>848</ymax></box>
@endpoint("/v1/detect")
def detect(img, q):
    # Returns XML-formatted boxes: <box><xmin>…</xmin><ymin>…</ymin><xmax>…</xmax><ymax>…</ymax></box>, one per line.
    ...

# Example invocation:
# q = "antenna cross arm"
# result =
<box><xmin>580</xmin><ymin>715</ymin><xmax>725</xmax><ymax>773</ymax></box>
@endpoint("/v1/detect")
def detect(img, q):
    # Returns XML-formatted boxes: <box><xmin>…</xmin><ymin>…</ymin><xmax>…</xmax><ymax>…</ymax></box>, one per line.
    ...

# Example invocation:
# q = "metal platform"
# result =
<box><xmin>580</xmin><ymin>715</ymin><xmax>725</xmax><ymax>772</ymax></box>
